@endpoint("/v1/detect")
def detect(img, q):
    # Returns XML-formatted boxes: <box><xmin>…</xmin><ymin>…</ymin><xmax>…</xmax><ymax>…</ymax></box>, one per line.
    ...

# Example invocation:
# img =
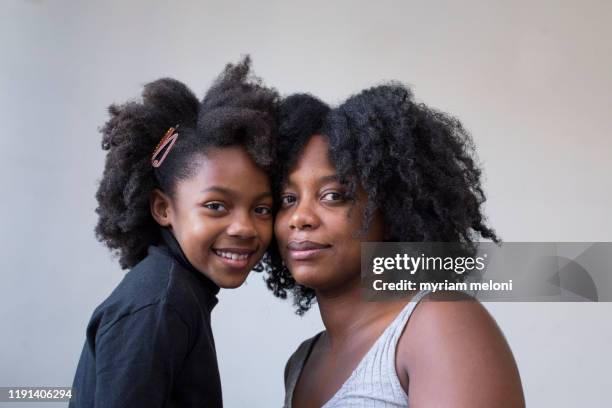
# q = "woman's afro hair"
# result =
<box><xmin>95</xmin><ymin>56</ymin><xmax>279</xmax><ymax>269</ymax></box>
<box><xmin>266</xmin><ymin>83</ymin><xmax>499</xmax><ymax>314</ymax></box>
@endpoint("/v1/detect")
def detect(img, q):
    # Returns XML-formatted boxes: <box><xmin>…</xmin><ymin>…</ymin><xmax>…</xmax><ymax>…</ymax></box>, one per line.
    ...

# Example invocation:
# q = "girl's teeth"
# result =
<box><xmin>216</xmin><ymin>250</ymin><xmax>248</xmax><ymax>260</ymax></box>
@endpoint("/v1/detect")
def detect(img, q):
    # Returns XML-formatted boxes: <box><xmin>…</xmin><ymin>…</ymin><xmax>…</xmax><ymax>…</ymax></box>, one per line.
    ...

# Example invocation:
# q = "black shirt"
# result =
<box><xmin>70</xmin><ymin>229</ymin><xmax>222</xmax><ymax>407</ymax></box>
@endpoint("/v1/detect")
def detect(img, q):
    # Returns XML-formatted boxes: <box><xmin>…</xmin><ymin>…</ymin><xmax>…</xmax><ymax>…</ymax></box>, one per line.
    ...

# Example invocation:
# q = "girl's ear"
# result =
<box><xmin>150</xmin><ymin>188</ymin><xmax>173</xmax><ymax>227</ymax></box>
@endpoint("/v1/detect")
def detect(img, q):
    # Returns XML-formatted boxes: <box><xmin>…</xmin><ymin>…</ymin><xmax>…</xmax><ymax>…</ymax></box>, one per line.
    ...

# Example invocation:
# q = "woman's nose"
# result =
<box><xmin>289</xmin><ymin>200</ymin><xmax>319</xmax><ymax>230</ymax></box>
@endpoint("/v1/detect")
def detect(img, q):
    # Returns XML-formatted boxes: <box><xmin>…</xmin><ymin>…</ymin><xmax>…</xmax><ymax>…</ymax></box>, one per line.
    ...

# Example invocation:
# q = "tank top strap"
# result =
<box><xmin>284</xmin><ymin>290</ymin><xmax>432</xmax><ymax>408</ymax></box>
<box><xmin>386</xmin><ymin>289</ymin><xmax>431</xmax><ymax>347</ymax></box>
<box><xmin>373</xmin><ymin>289</ymin><xmax>432</xmax><ymax>378</ymax></box>
<box><xmin>320</xmin><ymin>289</ymin><xmax>433</xmax><ymax>407</ymax></box>
<box><xmin>283</xmin><ymin>331</ymin><xmax>323</xmax><ymax>408</ymax></box>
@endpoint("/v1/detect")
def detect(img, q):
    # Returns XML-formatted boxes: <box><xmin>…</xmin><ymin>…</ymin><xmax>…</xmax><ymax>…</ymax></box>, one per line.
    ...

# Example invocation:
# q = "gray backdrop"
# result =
<box><xmin>1</xmin><ymin>0</ymin><xmax>611</xmax><ymax>406</ymax></box>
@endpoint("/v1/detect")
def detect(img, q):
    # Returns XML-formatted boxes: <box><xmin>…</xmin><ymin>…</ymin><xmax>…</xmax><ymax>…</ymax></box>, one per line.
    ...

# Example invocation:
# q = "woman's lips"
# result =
<box><xmin>287</xmin><ymin>240</ymin><xmax>331</xmax><ymax>260</ymax></box>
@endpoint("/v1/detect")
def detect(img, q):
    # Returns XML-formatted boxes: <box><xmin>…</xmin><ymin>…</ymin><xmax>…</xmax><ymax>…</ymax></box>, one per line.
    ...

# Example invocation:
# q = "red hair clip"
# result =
<box><xmin>151</xmin><ymin>125</ymin><xmax>179</xmax><ymax>168</ymax></box>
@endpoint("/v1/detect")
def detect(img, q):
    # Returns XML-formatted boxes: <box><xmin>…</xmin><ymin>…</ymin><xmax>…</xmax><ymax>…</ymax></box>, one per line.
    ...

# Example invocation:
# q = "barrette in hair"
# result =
<box><xmin>151</xmin><ymin>125</ymin><xmax>179</xmax><ymax>168</ymax></box>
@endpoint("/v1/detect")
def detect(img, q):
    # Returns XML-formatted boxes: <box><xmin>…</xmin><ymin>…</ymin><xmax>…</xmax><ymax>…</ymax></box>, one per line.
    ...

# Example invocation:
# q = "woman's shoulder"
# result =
<box><xmin>284</xmin><ymin>331</ymin><xmax>324</xmax><ymax>388</ymax></box>
<box><xmin>401</xmin><ymin>290</ymin><xmax>505</xmax><ymax>342</ymax></box>
<box><xmin>401</xmin><ymin>291</ymin><xmax>503</xmax><ymax>349</ymax></box>
<box><xmin>397</xmin><ymin>290</ymin><xmax>525</xmax><ymax>406</ymax></box>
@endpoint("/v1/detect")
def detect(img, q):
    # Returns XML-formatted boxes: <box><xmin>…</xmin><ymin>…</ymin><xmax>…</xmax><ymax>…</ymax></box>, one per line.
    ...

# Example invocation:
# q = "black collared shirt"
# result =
<box><xmin>70</xmin><ymin>230</ymin><xmax>222</xmax><ymax>407</ymax></box>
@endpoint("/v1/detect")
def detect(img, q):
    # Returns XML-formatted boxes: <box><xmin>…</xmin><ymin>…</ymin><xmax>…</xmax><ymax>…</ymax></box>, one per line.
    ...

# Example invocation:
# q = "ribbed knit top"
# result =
<box><xmin>283</xmin><ymin>290</ymin><xmax>431</xmax><ymax>408</ymax></box>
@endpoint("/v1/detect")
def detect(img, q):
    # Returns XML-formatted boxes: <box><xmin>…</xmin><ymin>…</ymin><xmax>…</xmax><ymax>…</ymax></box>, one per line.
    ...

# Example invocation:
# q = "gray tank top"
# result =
<box><xmin>283</xmin><ymin>290</ymin><xmax>431</xmax><ymax>408</ymax></box>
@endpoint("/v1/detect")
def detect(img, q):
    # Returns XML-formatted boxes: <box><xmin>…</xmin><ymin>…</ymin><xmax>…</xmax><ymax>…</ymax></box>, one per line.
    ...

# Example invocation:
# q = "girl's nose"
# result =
<box><xmin>226</xmin><ymin>212</ymin><xmax>257</xmax><ymax>239</ymax></box>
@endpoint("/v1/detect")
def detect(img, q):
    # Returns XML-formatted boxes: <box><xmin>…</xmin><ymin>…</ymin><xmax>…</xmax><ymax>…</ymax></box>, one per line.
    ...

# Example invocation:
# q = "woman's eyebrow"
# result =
<box><xmin>282</xmin><ymin>174</ymin><xmax>340</xmax><ymax>189</ymax></box>
<box><xmin>319</xmin><ymin>174</ymin><xmax>340</xmax><ymax>183</ymax></box>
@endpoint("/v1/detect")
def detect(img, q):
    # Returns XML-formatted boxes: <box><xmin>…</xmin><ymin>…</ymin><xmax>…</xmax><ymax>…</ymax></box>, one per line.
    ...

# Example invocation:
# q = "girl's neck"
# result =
<box><xmin>315</xmin><ymin>276</ymin><xmax>406</xmax><ymax>350</ymax></box>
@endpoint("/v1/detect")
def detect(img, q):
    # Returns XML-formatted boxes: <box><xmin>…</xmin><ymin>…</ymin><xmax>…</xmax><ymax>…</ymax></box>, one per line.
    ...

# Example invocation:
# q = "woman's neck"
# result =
<box><xmin>315</xmin><ymin>276</ymin><xmax>407</xmax><ymax>350</ymax></box>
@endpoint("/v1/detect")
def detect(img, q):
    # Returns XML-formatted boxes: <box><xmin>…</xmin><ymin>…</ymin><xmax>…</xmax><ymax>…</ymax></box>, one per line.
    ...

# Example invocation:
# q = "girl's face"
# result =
<box><xmin>153</xmin><ymin>146</ymin><xmax>273</xmax><ymax>288</ymax></box>
<box><xmin>275</xmin><ymin>135</ymin><xmax>385</xmax><ymax>294</ymax></box>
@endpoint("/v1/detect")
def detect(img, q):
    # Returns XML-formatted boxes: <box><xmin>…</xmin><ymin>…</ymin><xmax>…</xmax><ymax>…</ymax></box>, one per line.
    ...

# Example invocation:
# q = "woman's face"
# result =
<box><xmin>154</xmin><ymin>146</ymin><xmax>273</xmax><ymax>288</ymax></box>
<box><xmin>275</xmin><ymin>135</ymin><xmax>385</xmax><ymax>293</ymax></box>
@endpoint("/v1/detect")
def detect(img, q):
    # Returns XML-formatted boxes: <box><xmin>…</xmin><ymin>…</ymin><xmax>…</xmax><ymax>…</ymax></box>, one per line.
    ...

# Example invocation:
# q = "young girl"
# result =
<box><xmin>70</xmin><ymin>57</ymin><xmax>278</xmax><ymax>407</ymax></box>
<box><xmin>268</xmin><ymin>89</ymin><xmax>525</xmax><ymax>407</ymax></box>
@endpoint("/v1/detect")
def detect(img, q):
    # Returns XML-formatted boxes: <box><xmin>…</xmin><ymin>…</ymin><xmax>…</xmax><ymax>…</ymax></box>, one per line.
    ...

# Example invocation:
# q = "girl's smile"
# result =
<box><xmin>211</xmin><ymin>246</ymin><xmax>259</xmax><ymax>269</ymax></box>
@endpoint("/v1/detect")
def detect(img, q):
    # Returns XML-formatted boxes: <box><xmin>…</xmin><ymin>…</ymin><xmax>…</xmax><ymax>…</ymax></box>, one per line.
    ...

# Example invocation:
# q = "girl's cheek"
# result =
<box><xmin>192</xmin><ymin>217</ymin><xmax>222</xmax><ymax>241</ymax></box>
<box><xmin>256</xmin><ymin>218</ymin><xmax>273</xmax><ymax>245</ymax></box>
<box><xmin>191</xmin><ymin>218</ymin><xmax>209</xmax><ymax>235</ymax></box>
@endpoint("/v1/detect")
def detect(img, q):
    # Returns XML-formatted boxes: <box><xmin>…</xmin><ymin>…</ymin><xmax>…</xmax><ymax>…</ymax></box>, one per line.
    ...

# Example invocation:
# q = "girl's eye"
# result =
<box><xmin>203</xmin><ymin>202</ymin><xmax>228</xmax><ymax>212</ymax></box>
<box><xmin>321</xmin><ymin>191</ymin><xmax>344</xmax><ymax>202</ymax></box>
<box><xmin>281</xmin><ymin>195</ymin><xmax>296</xmax><ymax>207</ymax></box>
<box><xmin>254</xmin><ymin>205</ymin><xmax>272</xmax><ymax>215</ymax></box>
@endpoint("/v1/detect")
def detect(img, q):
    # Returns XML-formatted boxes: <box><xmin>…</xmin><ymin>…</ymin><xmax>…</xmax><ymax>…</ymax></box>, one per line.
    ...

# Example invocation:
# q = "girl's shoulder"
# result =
<box><xmin>100</xmin><ymin>246</ymin><xmax>175</xmax><ymax>312</ymax></box>
<box><xmin>90</xmin><ymin>246</ymin><xmax>211</xmax><ymax>338</ymax></box>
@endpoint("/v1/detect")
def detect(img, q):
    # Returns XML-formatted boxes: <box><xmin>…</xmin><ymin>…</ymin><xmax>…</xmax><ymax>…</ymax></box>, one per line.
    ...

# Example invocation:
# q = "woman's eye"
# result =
<box><xmin>254</xmin><ymin>206</ymin><xmax>272</xmax><ymax>215</ymax></box>
<box><xmin>281</xmin><ymin>195</ymin><xmax>296</xmax><ymax>207</ymax></box>
<box><xmin>203</xmin><ymin>202</ymin><xmax>228</xmax><ymax>212</ymax></box>
<box><xmin>321</xmin><ymin>192</ymin><xmax>344</xmax><ymax>202</ymax></box>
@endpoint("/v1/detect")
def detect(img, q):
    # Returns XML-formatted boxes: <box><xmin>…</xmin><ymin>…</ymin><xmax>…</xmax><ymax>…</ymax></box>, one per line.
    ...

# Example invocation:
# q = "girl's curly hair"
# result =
<box><xmin>266</xmin><ymin>84</ymin><xmax>499</xmax><ymax>315</ymax></box>
<box><xmin>95</xmin><ymin>56</ymin><xmax>279</xmax><ymax>269</ymax></box>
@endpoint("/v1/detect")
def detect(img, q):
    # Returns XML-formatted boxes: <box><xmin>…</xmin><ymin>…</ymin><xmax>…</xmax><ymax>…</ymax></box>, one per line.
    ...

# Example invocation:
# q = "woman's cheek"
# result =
<box><xmin>273</xmin><ymin>213</ymin><xmax>289</xmax><ymax>243</ymax></box>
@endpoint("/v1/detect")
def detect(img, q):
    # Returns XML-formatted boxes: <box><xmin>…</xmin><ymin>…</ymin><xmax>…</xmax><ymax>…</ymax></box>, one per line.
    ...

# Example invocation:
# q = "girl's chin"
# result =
<box><xmin>199</xmin><ymin>267</ymin><xmax>250</xmax><ymax>289</ymax></box>
<box><xmin>215</xmin><ymin>272</ymin><xmax>251</xmax><ymax>289</ymax></box>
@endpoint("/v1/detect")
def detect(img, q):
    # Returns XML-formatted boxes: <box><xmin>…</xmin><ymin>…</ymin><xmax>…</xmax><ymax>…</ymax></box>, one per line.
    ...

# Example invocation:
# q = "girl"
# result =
<box><xmin>70</xmin><ymin>57</ymin><xmax>278</xmax><ymax>407</ymax></box>
<box><xmin>268</xmin><ymin>89</ymin><xmax>525</xmax><ymax>407</ymax></box>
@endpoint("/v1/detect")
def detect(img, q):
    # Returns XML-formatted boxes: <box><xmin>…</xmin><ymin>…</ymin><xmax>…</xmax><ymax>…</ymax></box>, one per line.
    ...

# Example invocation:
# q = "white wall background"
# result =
<box><xmin>1</xmin><ymin>0</ymin><xmax>611</xmax><ymax>406</ymax></box>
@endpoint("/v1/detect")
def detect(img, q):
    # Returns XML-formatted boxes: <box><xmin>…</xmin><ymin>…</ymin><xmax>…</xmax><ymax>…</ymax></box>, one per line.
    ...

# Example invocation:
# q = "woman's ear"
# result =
<box><xmin>383</xmin><ymin>224</ymin><xmax>392</xmax><ymax>241</ymax></box>
<box><xmin>150</xmin><ymin>188</ymin><xmax>173</xmax><ymax>227</ymax></box>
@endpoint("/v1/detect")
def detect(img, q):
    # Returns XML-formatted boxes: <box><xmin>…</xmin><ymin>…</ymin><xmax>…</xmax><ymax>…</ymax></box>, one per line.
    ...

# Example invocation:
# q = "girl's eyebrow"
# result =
<box><xmin>254</xmin><ymin>191</ymin><xmax>274</xmax><ymax>201</ymax></box>
<box><xmin>201</xmin><ymin>186</ymin><xmax>234</xmax><ymax>195</ymax></box>
<box><xmin>201</xmin><ymin>186</ymin><xmax>272</xmax><ymax>201</ymax></box>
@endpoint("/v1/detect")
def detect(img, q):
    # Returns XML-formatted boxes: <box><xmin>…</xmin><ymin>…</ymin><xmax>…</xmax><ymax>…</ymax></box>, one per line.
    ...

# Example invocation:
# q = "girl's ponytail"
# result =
<box><xmin>95</xmin><ymin>78</ymin><xmax>199</xmax><ymax>269</ymax></box>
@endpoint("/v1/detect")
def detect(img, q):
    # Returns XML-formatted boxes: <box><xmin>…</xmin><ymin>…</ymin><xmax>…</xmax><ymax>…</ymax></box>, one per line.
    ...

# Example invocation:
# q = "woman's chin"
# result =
<box><xmin>291</xmin><ymin>266</ymin><xmax>362</xmax><ymax>295</ymax></box>
<box><xmin>291</xmin><ymin>267</ymin><xmax>332</xmax><ymax>291</ymax></box>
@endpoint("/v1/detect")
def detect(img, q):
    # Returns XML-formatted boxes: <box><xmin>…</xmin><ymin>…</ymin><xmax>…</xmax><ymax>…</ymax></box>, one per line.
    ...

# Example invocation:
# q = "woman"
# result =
<box><xmin>267</xmin><ymin>87</ymin><xmax>525</xmax><ymax>407</ymax></box>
